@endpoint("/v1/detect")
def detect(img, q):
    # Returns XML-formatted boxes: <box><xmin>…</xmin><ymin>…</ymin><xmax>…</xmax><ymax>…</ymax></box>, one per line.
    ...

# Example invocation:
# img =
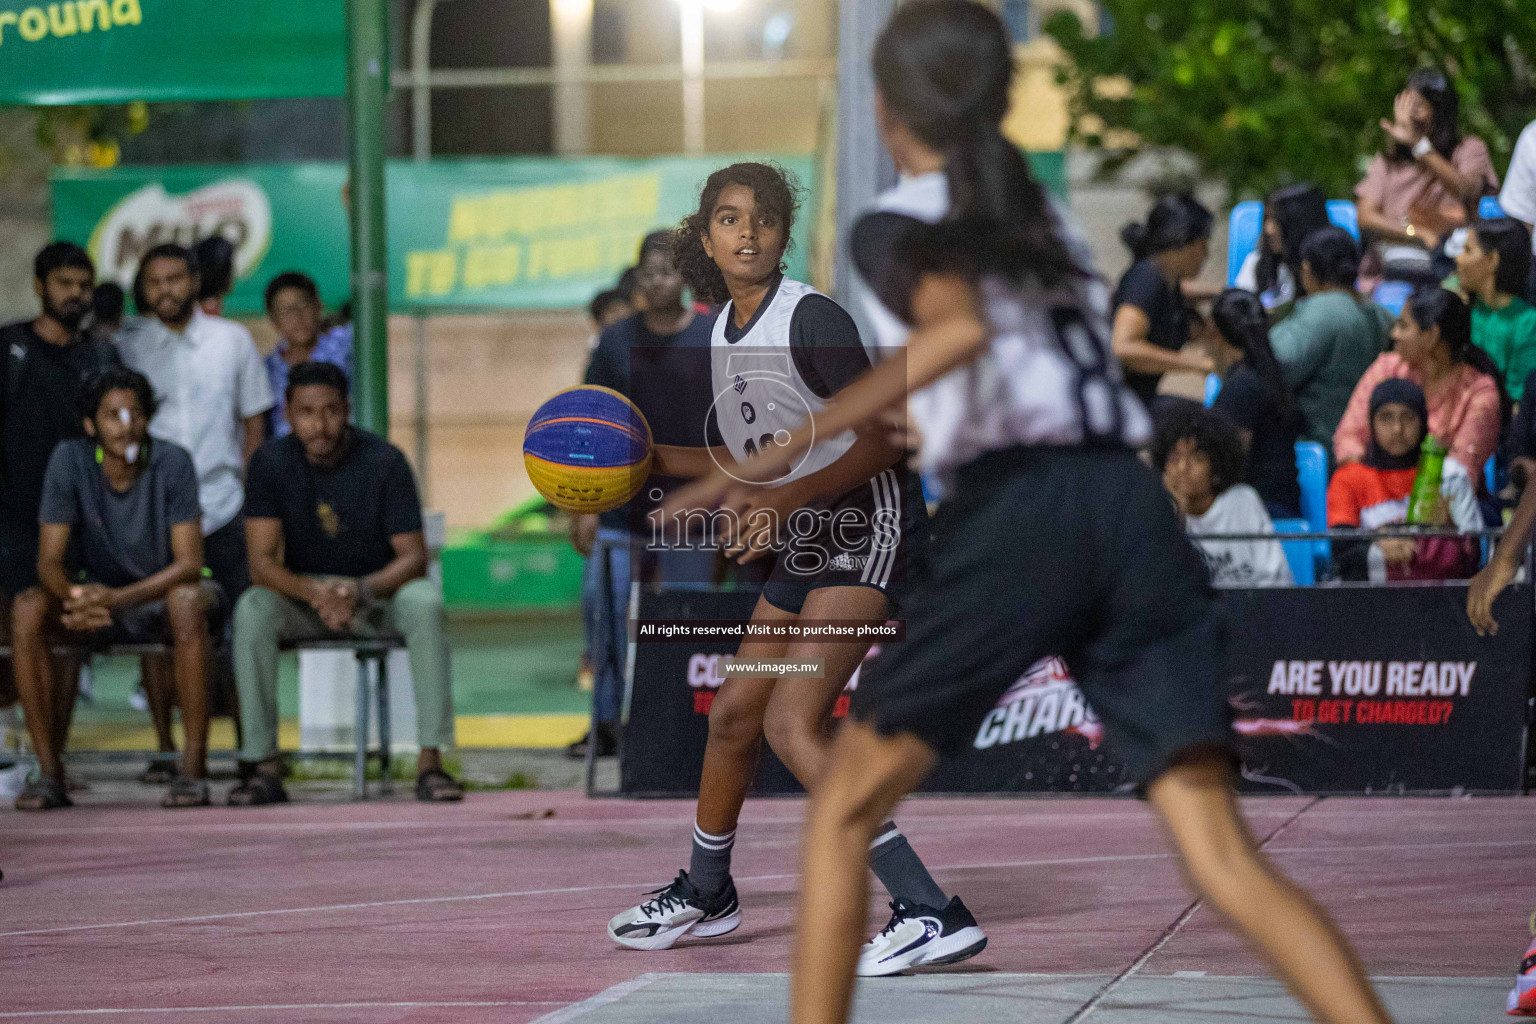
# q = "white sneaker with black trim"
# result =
<box><xmin>856</xmin><ymin>896</ymin><xmax>987</xmax><ymax>977</ymax></box>
<box><xmin>607</xmin><ymin>870</ymin><xmax>741</xmax><ymax>951</ymax></box>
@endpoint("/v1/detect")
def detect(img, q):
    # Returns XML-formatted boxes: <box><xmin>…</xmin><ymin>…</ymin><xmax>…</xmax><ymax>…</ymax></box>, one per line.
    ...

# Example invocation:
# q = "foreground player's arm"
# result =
<box><xmin>1467</xmin><ymin>479</ymin><xmax>1536</xmax><ymax>636</ymax></box>
<box><xmin>651</xmin><ymin>444</ymin><xmax>735</xmax><ymax>478</ymax></box>
<box><xmin>664</xmin><ymin>274</ymin><xmax>985</xmax><ymax>514</ymax></box>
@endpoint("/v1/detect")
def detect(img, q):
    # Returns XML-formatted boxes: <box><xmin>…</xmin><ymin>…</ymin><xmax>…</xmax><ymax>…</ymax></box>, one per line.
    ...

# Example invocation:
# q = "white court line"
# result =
<box><xmin>527</xmin><ymin>975</ymin><xmax>662</xmax><ymax>1024</ymax></box>
<box><xmin>5</xmin><ymin>836</ymin><xmax>1531</xmax><ymax>940</ymax></box>
<box><xmin>3</xmin><ymin>808</ymin><xmax>1314</xmax><ymax>838</ymax></box>
<box><xmin>0</xmin><ymin>1001</ymin><xmax>563</xmax><ymax>1019</ymax></box>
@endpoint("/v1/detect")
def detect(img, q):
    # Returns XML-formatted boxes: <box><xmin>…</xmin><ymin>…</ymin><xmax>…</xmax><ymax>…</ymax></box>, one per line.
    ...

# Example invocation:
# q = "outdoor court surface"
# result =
<box><xmin>3</xmin><ymin>789</ymin><xmax>1529</xmax><ymax>1022</ymax></box>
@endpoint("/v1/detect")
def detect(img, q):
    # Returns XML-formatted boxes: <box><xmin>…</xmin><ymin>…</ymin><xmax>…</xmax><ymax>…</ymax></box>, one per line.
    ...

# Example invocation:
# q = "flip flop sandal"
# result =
<box><xmin>15</xmin><ymin>777</ymin><xmax>72</xmax><ymax>811</ymax></box>
<box><xmin>161</xmin><ymin>776</ymin><xmax>211</xmax><ymax>808</ymax></box>
<box><xmin>227</xmin><ymin>774</ymin><xmax>289</xmax><ymax>807</ymax></box>
<box><xmin>139</xmin><ymin>758</ymin><xmax>178</xmax><ymax>785</ymax></box>
<box><xmin>415</xmin><ymin>768</ymin><xmax>465</xmax><ymax>802</ymax></box>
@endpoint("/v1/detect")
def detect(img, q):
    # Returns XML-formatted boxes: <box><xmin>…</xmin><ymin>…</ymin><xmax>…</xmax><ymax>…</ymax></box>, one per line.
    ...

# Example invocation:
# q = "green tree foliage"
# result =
<box><xmin>1045</xmin><ymin>0</ymin><xmax>1536</xmax><ymax>199</ymax></box>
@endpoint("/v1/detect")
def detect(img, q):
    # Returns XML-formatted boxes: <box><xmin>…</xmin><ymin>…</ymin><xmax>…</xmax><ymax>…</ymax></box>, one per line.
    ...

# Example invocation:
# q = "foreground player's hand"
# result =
<box><xmin>1467</xmin><ymin>555</ymin><xmax>1517</xmax><ymax>637</ymax></box>
<box><xmin>724</xmin><ymin>481</ymin><xmax>809</xmax><ymax>563</ymax></box>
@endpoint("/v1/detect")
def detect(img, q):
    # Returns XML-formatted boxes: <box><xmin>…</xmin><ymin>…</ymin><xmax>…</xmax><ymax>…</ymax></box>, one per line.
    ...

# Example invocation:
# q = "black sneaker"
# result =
<box><xmin>565</xmin><ymin>724</ymin><xmax>618</xmax><ymax>760</ymax></box>
<box><xmin>856</xmin><ymin>896</ymin><xmax>987</xmax><ymax>976</ymax></box>
<box><xmin>606</xmin><ymin>870</ymin><xmax>741</xmax><ymax>950</ymax></box>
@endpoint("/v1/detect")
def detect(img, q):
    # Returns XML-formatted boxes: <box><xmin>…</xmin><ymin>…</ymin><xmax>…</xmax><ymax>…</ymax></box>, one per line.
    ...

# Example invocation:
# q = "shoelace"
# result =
<box><xmin>877</xmin><ymin>899</ymin><xmax>916</xmax><ymax>938</ymax></box>
<box><xmin>640</xmin><ymin>879</ymin><xmax>692</xmax><ymax>916</ymax></box>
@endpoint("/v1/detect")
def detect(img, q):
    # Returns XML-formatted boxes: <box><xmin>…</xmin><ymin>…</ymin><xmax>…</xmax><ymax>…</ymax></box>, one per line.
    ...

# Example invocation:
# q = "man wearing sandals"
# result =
<box><xmin>14</xmin><ymin>369</ymin><xmax>218</xmax><ymax>810</ymax></box>
<box><xmin>230</xmin><ymin>362</ymin><xmax>462</xmax><ymax>805</ymax></box>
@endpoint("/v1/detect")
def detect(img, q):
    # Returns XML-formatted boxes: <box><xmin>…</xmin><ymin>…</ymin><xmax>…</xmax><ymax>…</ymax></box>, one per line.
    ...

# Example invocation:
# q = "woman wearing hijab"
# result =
<box><xmin>1327</xmin><ymin>377</ymin><xmax>1480</xmax><ymax>581</ymax></box>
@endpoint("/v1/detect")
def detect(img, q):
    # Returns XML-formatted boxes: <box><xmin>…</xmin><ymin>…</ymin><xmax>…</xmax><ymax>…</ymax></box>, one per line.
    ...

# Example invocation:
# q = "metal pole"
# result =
<box><xmin>347</xmin><ymin>0</ymin><xmax>390</xmax><ymax>435</ymax></box>
<box><xmin>413</xmin><ymin>312</ymin><xmax>430</xmax><ymax>503</ymax></box>
<box><xmin>679</xmin><ymin>0</ymin><xmax>705</xmax><ymax>155</ymax></box>
<box><xmin>410</xmin><ymin>0</ymin><xmax>443</xmax><ymax>163</ymax></box>
<box><xmin>833</xmin><ymin>0</ymin><xmax>897</xmax><ymax>310</ymax></box>
<box><xmin>550</xmin><ymin>0</ymin><xmax>593</xmax><ymax>156</ymax></box>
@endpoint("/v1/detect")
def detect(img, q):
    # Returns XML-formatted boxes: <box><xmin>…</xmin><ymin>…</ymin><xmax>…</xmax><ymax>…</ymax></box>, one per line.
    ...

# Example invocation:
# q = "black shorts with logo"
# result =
<box><xmin>850</xmin><ymin>446</ymin><xmax>1234</xmax><ymax>787</ymax></box>
<box><xmin>760</xmin><ymin>465</ymin><xmax>927</xmax><ymax>616</ymax></box>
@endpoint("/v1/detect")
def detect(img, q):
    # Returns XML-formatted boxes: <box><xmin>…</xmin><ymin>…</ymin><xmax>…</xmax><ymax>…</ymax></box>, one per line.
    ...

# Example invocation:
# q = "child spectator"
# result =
<box><xmin>1334</xmin><ymin>287</ymin><xmax>1503</xmax><ymax>481</ymax></box>
<box><xmin>12</xmin><ymin>369</ymin><xmax>217</xmax><ymax>810</ymax></box>
<box><xmin>1455</xmin><ymin>218</ymin><xmax>1536</xmax><ymax>402</ymax></box>
<box><xmin>1205</xmin><ymin>289</ymin><xmax>1302</xmax><ymax>517</ymax></box>
<box><xmin>1327</xmin><ymin>378</ymin><xmax>1480</xmax><ymax>581</ymax></box>
<box><xmin>1234</xmin><ymin>183</ymin><xmax>1331</xmax><ymax>313</ymax></box>
<box><xmin>1152</xmin><ymin>406</ymin><xmax>1293</xmax><ymax>587</ymax></box>
<box><xmin>1110</xmin><ymin>194</ymin><xmax>1217</xmax><ymax>410</ymax></box>
<box><xmin>1271</xmin><ymin>227</ymin><xmax>1392</xmax><ymax>448</ymax></box>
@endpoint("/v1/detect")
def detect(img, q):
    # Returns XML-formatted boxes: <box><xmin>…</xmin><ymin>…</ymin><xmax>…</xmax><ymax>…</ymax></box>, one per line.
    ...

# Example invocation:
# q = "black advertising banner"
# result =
<box><xmin>620</xmin><ymin>584</ymin><xmax>1532</xmax><ymax>797</ymax></box>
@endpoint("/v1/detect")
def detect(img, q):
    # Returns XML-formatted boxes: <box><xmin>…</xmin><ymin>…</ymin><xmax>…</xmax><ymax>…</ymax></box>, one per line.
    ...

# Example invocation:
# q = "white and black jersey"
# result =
<box><xmin>707</xmin><ymin>275</ymin><xmax>925</xmax><ymax>615</ymax></box>
<box><xmin>851</xmin><ymin>172</ymin><xmax>1152</xmax><ymax>491</ymax></box>
<box><xmin>845</xmin><ymin>174</ymin><xmax>1234</xmax><ymax>787</ymax></box>
<box><xmin>708</xmin><ymin>275</ymin><xmax>867</xmax><ymax>483</ymax></box>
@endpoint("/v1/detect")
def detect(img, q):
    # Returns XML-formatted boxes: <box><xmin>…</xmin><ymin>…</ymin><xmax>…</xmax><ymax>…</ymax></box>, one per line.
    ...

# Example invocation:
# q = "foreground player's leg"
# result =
<box><xmin>792</xmin><ymin>719</ymin><xmax>937</xmax><ymax>1024</ymax></box>
<box><xmin>606</xmin><ymin>597</ymin><xmax>793</xmax><ymax>950</ymax></box>
<box><xmin>763</xmin><ymin>585</ymin><xmax>981</xmax><ymax>975</ymax></box>
<box><xmin>1147</xmin><ymin>754</ymin><xmax>1393</xmax><ymax>1024</ymax></box>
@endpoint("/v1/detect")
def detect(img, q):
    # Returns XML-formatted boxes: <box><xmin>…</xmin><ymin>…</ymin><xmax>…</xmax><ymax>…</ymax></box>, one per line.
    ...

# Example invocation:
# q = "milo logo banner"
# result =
<box><xmin>620</xmin><ymin>584</ymin><xmax>1531</xmax><ymax>797</ymax></box>
<box><xmin>52</xmin><ymin>155</ymin><xmax>814</xmax><ymax>316</ymax></box>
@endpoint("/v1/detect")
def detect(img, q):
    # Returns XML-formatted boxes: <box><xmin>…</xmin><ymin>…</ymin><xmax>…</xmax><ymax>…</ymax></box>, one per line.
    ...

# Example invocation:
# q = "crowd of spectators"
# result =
<box><xmin>0</xmin><ymin>238</ymin><xmax>455</xmax><ymax>810</ymax></box>
<box><xmin>1113</xmin><ymin>67</ymin><xmax>1536</xmax><ymax>587</ymax></box>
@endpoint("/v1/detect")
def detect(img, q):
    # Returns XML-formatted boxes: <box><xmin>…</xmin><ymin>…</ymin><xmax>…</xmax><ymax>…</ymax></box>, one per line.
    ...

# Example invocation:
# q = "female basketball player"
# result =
<box><xmin>605</xmin><ymin>161</ymin><xmax>986</xmax><ymax>977</ymax></box>
<box><xmin>667</xmin><ymin>5</ymin><xmax>1395</xmax><ymax>1023</ymax></box>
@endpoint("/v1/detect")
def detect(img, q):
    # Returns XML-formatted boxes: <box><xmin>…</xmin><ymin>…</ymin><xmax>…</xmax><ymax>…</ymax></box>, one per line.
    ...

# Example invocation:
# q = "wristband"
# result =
<box><xmin>1412</xmin><ymin>136</ymin><xmax>1434</xmax><ymax>160</ymax></box>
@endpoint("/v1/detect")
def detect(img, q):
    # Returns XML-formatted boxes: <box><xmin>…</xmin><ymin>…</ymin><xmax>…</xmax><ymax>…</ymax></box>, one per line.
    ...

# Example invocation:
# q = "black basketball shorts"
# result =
<box><xmin>850</xmin><ymin>446</ymin><xmax>1235</xmax><ymax>787</ymax></box>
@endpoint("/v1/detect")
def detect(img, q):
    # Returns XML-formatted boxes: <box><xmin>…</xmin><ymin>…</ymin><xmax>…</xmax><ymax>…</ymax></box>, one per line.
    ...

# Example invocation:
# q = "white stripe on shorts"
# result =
<box><xmin>861</xmin><ymin>469</ymin><xmax>898</xmax><ymax>587</ymax></box>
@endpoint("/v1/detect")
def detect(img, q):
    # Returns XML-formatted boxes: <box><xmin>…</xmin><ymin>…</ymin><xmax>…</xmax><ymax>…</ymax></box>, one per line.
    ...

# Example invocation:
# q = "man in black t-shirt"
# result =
<box><xmin>570</xmin><ymin>232</ymin><xmax>719</xmax><ymax>757</ymax></box>
<box><xmin>229</xmin><ymin>362</ymin><xmax>461</xmax><ymax>805</ymax></box>
<box><xmin>0</xmin><ymin>243</ymin><xmax>119</xmax><ymax>718</ymax></box>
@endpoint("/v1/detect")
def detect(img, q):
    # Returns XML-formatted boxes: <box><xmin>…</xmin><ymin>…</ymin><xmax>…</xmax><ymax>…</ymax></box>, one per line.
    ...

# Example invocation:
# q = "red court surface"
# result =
<box><xmin>2</xmin><ymin>790</ymin><xmax>1531</xmax><ymax>1021</ymax></box>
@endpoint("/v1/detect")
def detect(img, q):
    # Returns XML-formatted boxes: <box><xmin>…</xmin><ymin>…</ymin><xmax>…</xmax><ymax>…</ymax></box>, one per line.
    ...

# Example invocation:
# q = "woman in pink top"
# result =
<box><xmin>1355</xmin><ymin>68</ymin><xmax>1498</xmax><ymax>284</ymax></box>
<box><xmin>1335</xmin><ymin>287</ymin><xmax>1505</xmax><ymax>481</ymax></box>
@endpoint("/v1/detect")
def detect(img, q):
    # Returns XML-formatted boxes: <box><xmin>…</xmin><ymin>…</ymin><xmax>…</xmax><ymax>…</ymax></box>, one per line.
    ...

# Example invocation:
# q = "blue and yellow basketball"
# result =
<box><xmin>523</xmin><ymin>385</ymin><xmax>653</xmax><ymax>513</ymax></box>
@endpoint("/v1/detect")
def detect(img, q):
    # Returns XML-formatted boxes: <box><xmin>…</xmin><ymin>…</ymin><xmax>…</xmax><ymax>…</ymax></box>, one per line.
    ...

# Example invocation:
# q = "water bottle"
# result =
<box><xmin>1406</xmin><ymin>436</ymin><xmax>1448</xmax><ymax>525</ymax></box>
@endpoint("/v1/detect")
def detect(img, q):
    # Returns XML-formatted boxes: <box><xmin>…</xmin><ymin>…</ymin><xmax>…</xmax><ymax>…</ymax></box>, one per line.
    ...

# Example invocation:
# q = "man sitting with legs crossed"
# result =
<box><xmin>229</xmin><ymin>361</ymin><xmax>461</xmax><ymax>805</ymax></box>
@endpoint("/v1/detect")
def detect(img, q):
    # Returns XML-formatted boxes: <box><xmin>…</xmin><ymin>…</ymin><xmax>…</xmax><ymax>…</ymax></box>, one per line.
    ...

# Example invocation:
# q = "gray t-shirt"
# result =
<box><xmin>39</xmin><ymin>438</ymin><xmax>202</xmax><ymax>588</ymax></box>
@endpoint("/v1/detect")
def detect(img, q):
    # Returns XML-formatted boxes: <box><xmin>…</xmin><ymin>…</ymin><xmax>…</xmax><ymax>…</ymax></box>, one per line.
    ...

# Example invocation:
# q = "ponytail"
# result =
<box><xmin>874</xmin><ymin>0</ymin><xmax>1080</xmax><ymax>287</ymax></box>
<box><xmin>1211</xmin><ymin>288</ymin><xmax>1292</xmax><ymax>415</ymax></box>
<box><xmin>1119</xmin><ymin>193</ymin><xmax>1213</xmax><ymax>262</ymax></box>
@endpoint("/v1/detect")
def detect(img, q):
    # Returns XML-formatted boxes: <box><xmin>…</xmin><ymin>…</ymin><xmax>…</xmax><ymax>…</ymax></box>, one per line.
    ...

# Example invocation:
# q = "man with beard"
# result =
<box><xmin>0</xmin><ymin>243</ymin><xmax>120</xmax><ymax>720</ymax></box>
<box><xmin>230</xmin><ymin>362</ymin><xmax>459</xmax><ymax>805</ymax></box>
<box><xmin>116</xmin><ymin>243</ymin><xmax>273</xmax><ymax>616</ymax></box>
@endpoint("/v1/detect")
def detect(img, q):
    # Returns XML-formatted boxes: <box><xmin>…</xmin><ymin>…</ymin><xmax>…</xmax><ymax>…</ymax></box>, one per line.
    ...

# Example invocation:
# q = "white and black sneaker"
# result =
<box><xmin>856</xmin><ymin>896</ymin><xmax>987</xmax><ymax>977</ymax></box>
<box><xmin>607</xmin><ymin>870</ymin><xmax>742</xmax><ymax>951</ymax></box>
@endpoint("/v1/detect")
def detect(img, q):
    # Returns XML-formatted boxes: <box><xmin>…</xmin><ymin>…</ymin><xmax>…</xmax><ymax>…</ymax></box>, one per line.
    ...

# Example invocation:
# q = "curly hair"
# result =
<box><xmin>1149</xmin><ymin>405</ymin><xmax>1246</xmax><ymax>497</ymax></box>
<box><xmin>80</xmin><ymin>367</ymin><xmax>159</xmax><ymax>424</ymax></box>
<box><xmin>671</xmin><ymin>162</ymin><xmax>801</xmax><ymax>305</ymax></box>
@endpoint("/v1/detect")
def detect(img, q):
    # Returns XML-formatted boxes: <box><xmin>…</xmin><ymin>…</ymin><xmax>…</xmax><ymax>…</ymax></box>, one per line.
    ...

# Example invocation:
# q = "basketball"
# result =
<box><xmin>523</xmin><ymin>385</ymin><xmax>653</xmax><ymax>514</ymax></box>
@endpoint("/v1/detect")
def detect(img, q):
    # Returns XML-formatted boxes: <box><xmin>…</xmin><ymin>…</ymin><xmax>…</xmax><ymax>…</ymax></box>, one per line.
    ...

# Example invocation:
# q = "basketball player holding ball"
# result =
<box><xmin>605</xmin><ymin>161</ymin><xmax>987</xmax><ymax>976</ymax></box>
<box><xmin>668</xmin><ymin>6</ymin><xmax>1395</xmax><ymax>1023</ymax></box>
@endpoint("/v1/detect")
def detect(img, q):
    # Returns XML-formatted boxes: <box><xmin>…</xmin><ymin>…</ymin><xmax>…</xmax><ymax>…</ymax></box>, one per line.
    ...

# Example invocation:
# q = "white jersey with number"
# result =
<box><xmin>710</xmin><ymin>277</ymin><xmax>857</xmax><ymax>485</ymax></box>
<box><xmin>854</xmin><ymin>172</ymin><xmax>1152</xmax><ymax>490</ymax></box>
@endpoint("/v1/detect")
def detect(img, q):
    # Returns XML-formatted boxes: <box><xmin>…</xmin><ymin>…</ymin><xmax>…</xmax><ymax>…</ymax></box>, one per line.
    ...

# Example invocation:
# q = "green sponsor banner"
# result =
<box><xmin>0</xmin><ymin>0</ymin><xmax>344</xmax><ymax>105</ymax></box>
<box><xmin>52</xmin><ymin>156</ymin><xmax>816</xmax><ymax>315</ymax></box>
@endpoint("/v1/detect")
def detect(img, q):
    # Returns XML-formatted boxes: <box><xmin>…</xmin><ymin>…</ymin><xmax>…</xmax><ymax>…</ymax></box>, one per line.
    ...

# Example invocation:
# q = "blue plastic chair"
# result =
<box><xmin>1294</xmin><ymin>440</ymin><xmax>1331</xmax><ymax>576</ymax></box>
<box><xmin>1374</xmin><ymin>279</ymin><xmax>1414</xmax><ymax>317</ymax></box>
<box><xmin>1227</xmin><ymin>200</ymin><xmax>1361</xmax><ymax>287</ymax></box>
<box><xmin>1203</xmin><ymin>373</ymin><xmax>1222</xmax><ymax>407</ymax></box>
<box><xmin>1272</xmin><ymin>518</ymin><xmax>1315</xmax><ymax>585</ymax></box>
<box><xmin>1479</xmin><ymin>195</ymin><xmax>1506</xmax><ymax>219</ymax></box>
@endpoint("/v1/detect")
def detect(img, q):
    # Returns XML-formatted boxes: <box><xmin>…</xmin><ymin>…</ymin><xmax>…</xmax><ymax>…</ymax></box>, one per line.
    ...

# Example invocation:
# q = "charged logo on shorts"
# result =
<box><xmin>973</xmin><ymin>657</ymin><xmax>1103</xmax><ymax>750</ymax></box>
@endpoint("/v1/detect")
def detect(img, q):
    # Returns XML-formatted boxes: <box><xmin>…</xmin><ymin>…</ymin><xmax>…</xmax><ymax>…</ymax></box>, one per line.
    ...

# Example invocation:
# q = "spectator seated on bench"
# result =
<box><xmin>1327</xmin><ymin>378</ymin><xmax>1480</xmax><ymax>581</ymax></box>
<box><xmin>230</xmin><ymin>362</ymin><xmax>461</xmax><ymax>806</ymax></box>
<box><xmin>14</xmin><ymin>369</ymin><xmax>218</xmax><ymax>811</ymax></box>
